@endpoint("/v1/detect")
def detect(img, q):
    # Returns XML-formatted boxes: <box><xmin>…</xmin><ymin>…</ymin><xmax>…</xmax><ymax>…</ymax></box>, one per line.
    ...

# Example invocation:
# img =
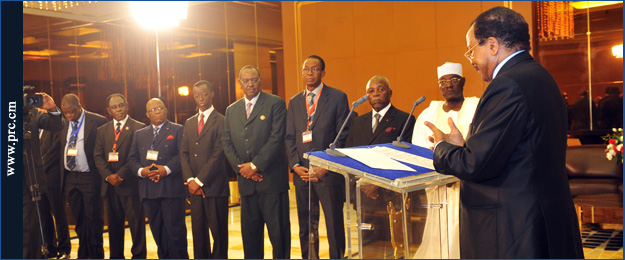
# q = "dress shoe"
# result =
<box><xmin>57</xmin><ymin>253</ymin><xmax>70</xmax><ymax>259</ymax></box>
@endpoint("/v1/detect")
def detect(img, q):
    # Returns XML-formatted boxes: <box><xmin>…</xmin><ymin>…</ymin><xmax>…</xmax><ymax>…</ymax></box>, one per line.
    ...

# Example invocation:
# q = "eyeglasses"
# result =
<box><xmin>366</xmin><ymin>88</ymin><xmax>387</xmax><ymax>95</ymax></box>
<box><xmin>438</xmin><ymin>77</ymin><xmax>463</xmax><ymax>87</ymax></box>
<box><xmin>464</xmin><ymin>40</ymin><xmax>484</xmax><ymax>62</ymax></box>
<box><xmin>240</xmin><ymin>78</ymin><xmax>260</xmax><ymax>84</ymax></box>
<box><xmin>302</xmin><ymin>67</ymin><xmax>322</xmax><ymax>74</ymax></box>
<box><xmin>147</xmin><ymin>106</ymin><xmax>165</xmax><ymax>113</ymax></box>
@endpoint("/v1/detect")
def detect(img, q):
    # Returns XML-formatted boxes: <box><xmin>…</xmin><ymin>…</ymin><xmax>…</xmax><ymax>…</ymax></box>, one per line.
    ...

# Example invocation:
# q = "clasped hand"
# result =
<box><xmin>184</xmin><ymin>179</ymin><xmax>205</xmax><ymax>198</ymax></box>
<box><xmin>238</xmin><ymin>162</ymin><xmax>263</xmax><ymax>182</ymax></box>
<box><xmin>140</xmin><ymin>163</ymin><xmax>167</xmax><ymax>182</ymax></box>
<box><xmin>294</xmin><ymin>165</ymin><xmax>327</xmax><ymax>182</ymax></box>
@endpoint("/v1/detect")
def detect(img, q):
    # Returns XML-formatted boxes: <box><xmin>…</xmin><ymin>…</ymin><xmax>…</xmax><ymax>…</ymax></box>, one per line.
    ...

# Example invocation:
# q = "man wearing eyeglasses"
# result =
<box><xmin>412</xmin><ymin>62</ymin><xmax>478</xmax><ymax>259</ymax></box>
<box><xmin>285</xmin><ymin>55</ymin><xmax>350</xmax><ymax>259</ymax></box>
<box><xmin>60</xmin><ymin>93</ymin><xmax>108</xmax><ymax>259</ymax></box>
<box><xmin>222</xmin><ymin>65</ymin><xmax>291</xmax><ymax>258</ymax></box>
<box><xmin>425</xmin><ymin>7</ymin><xmax>583</xmax><ymax>258</ymax></box>
<box><xmin>128</xmin><ymin>98</ymin><xmax>188</xmax><ymax>259</ymax></box>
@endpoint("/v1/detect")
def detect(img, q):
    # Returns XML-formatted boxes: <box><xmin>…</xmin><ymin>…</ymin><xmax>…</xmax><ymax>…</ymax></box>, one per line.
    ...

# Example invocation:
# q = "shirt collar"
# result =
<box><xmin>198</xmin><ymin>105</ymin><xmax>214</xmax><ymax>120</ymax></box>
<box><xmin>244</xmin><ymin>92</ymin><xmax>261</xmax><ymax>106</ymax></box>
<box><xmin>373</xmin><ymin>103</ymin><xmax>392</xmax><ymax>119</ymax></box>
<box><xmin>492</xmin><ymin>50</ymin><xmax>525</xmax><ymax>79</ymax></box>
<box><xmin>305</xmin><ymin>82</ymin><xmax>324</xmax><ymax>97</ymax></box>
<box><xmin>152</xmin><ymin>121</ymin><xmax>166</xmax><ymax>130</ymax></box>
<box><xmin>113</xmin><ymin>115</ymin><xmax>129</xmax><ymax>127</ymax></box>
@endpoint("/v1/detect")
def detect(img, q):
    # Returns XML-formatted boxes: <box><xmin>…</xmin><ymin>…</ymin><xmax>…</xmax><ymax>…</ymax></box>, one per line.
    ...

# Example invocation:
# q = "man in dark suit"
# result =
<box><xmin>222</xmin><ymin>65</ymin><xmax>290</xmax><ymax>259</ymax></box>
<box><xmin>181</xmin><ymin>80</ymin><xmax>229</xmax><ymax>259</ymax></box>
<box><xmin>344</xmin><ymin>75</ymin><xmax>415</xmax><ymax>258</ymax></box>
<box><xmin>426</xmin><ymin>7</ymin><xmax>583</xmax><ymax>258</ymax></box>
<box><xmin>285</xmin><ymin>55</ymin><xmax>349</xmax><ymax>259</ymax></box>
<box><xmin>346</xmin><ymin>75</ymin><xmax>415</xmax><ymax>147</ymax></box>
<box><xmin>60</xmin><ymin>93</ymin><xmax>108</xmax><ymax>259</ymax></box>
<box><xmin>94</xmin><ymin>93</ymin><xmax>147</xmax><ymax>259</ymax></box>
<box><xmin>128</xmin><ymin>98</ymin><xmax>188</xmax><ymax>259</ymax></box>
<box><xmin>39</xmin><ymin>125</ymin><xmax>71</xmax><ymax>259</ymax></box>
<box><xmin>598</xmin><ymin>87</ymin><xmax>622</xmax><ymax>129</ymax></box>
<box><xmin>23</xmin><ymin>92</ymin><xmax>63</xmax><ymax>259</ymax></box>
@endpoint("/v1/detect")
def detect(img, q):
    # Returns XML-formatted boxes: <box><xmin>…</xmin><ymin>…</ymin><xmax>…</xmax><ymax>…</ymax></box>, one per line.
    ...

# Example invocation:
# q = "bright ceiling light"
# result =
<box><xmin>131</xmin><ymin>1</ymin><xmax>188</xmax><ymax>30</ymax></box>
<box><xmin>570</xmin><ymin>1</ymin><xmax>622</xmax><ymax>9</ymax></box>
<box><xmin>613</xmin><ymin>44</ymin><xmax>623</xmax><ymax>58</ymax></box>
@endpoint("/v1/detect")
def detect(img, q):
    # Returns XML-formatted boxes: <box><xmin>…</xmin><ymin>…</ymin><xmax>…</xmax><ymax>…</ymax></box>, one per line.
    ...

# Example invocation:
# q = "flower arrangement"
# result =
<box><xmin>603</xmin><ymin>128</ymin><xmax>623</xmax><ymax>164</ymax></box>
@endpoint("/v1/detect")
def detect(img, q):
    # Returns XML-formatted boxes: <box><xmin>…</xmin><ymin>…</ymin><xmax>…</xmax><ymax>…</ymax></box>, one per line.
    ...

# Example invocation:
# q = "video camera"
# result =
<box><xmin>23</xmin><ymin>85</ymin><xmax>43</xmax><ymax>110</ymax></box>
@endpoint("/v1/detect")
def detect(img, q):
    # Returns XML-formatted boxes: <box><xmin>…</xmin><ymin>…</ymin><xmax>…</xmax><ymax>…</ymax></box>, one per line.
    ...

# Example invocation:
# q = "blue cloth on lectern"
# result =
<box><xmin>307</xmin><ymin>142</ymin><xmax>434</xmax><ymax>181</ymax></box>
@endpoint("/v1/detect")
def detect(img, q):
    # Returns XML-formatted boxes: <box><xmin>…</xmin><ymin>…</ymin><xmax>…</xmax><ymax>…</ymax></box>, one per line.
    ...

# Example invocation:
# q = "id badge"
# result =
<box><xmin>146</xmin><ymin>150</ymin><xmax>159</xmax><ymax>161</ymax></box>
<box><xmin>67</xmin><ymin>148</ymin><xmax>78</xmax><ymax>157</ymax></box>
<box><xmin>108</xmin><ymin>152</ymin><xmax>119</xmax><ymax>162</ymax></box>
<box><xmin>302</xmin><ymin>131</ymin><xmax>313</xmax><ymax>143</ymax></box>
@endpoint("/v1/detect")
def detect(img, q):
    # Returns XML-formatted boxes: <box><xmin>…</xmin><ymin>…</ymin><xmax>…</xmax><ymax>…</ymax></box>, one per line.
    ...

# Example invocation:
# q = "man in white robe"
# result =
<box><xmin>413</xmin><ymin>62</ymin><xmax>479</xmax><ymax>259</ymax></box>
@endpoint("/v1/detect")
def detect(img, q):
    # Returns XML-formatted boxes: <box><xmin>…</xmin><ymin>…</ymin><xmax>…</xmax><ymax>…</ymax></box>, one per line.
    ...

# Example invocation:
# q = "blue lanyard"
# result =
<box><xmin>70</xmin><ymin>112</ymin><xmax>85</xmax><ymax>138</ymax></box>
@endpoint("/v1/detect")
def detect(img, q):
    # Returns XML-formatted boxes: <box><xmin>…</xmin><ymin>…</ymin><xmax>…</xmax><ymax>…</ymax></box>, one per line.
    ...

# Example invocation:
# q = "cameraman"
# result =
<box><xmin>23</xmin><ymin>92</ymin><xmax>62</xmax><ymax>258</ymax></box>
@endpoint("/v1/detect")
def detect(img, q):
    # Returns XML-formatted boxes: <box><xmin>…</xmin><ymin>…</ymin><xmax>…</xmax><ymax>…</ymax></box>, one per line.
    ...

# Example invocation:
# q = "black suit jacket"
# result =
<box><xmin>433</xmin><ymin>52</ymin><xmax>583</xmax><ymax>258</ymax></box>
<box><xmin>60</xmin><ymin>110</ymin><xmax>108</xmax><ymax>185</ymax></box>
<box><xmin>285</xmin><ymin>85</ymin><xmax>350</xmax><ymax>187</ymax></box>
<box><xmin>345</xmin><ymin>105</ymin><xmax>415</xmax><ymax>147</ymax></box>
<box><xmin>94</xmin><ymin>117</ymin><xmax>145</xmax><ymax>197</ymax></box>
<box><xmin>39</xmin><ymin>128</ymin><xmax>63</xmax><ymax>190</ymax></box>
<box><xmin>222</xmin><ymin>91</ymin><xmax>289</xmax><ymax>196</ymax></box>
<box><xmin>128</xmin><ymin>120</ymin><xmax>186</xmax><ymax>200</ymax></box>
<box><xmin>26</xmin><ymin>109</ymin><xmax>63</xmax><ymax>192</ymax></box>
<box><xmin>180</xmin><ymin>110</ymin><xmax>229</xmax><ymax>198</ymax></box>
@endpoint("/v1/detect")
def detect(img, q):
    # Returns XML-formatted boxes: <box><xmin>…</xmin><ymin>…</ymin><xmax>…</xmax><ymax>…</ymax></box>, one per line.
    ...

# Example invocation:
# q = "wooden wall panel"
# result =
<box><xmin>282</xmin><ymin>1</ymin><xmax>535</xmax><ymax>119</ymax></box>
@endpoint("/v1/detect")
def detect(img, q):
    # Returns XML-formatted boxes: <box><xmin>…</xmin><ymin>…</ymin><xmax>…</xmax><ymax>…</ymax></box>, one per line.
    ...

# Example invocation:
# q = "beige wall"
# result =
<box><xmin>282</xmin><ymin>1</ymin><xmax>533</xmax><ymax>117</ymax></box>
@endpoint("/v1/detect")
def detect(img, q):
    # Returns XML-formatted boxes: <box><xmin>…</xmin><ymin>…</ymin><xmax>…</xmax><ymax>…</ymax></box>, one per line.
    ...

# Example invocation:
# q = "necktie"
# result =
<box><xmin>246</xmin><ymin>102</ymin><xmax>253</xmax><ymax>119</ymax></box>
<box><xmin>151</xmin><ymin>126</ymin><xmax>160</xmax><ymax>150</ymax></box>
<box><xmin>115</xmin><ymin>122</ymin><xmax>121</xmax><ymax>134</ymax></box>
<box><xmin>66</xmin><ymin>121</ymin><xmax>78</xmax><ymax>170</ymax></box>
<box><xmin>308</xmin><ymin>92</ymin><xmax>316</xmax><ymax>122</ymax></box>
<box><xmin>372</xmin><ymin>113</ymin><xmax>380</xmax><ymax>133</ymax></box>
<box><xmin>198</xmin><ymin>114</ymin><xmax>205</xmax><ymax>136</ymax></box>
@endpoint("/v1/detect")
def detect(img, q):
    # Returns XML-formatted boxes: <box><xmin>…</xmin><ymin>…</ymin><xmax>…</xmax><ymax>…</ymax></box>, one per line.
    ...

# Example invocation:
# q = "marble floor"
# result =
<box><xmin>67</xmin><ymin>183</ymin><xmax>623</xmax><ymax>259</ymax></box>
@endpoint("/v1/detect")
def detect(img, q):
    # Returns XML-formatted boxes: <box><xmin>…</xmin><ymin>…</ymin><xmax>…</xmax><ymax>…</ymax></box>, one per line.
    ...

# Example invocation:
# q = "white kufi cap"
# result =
<box><xmin>437</xmin><ymin>62</ymin><xmax>462</xmax><ymax>78</ymax></box>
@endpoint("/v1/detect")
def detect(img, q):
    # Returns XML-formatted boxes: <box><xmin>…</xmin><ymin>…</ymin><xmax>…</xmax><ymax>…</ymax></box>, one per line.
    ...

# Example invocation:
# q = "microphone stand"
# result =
<box><xmin>326</xmin><ymin>95</ymin><xmax>369</xmax><ymax>157</ymax></box>
<box><xmin>392</xmin><ymin>96</ymin><xmax>426</xmax><ymax>148</ymax></box>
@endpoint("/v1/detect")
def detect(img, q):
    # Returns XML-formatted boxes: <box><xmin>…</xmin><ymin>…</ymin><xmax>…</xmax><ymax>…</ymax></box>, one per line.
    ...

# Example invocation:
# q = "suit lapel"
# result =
<box><xmin>245</xmin><ymin>92</ymin><xmax>265</xmax><ymax>126</ymax></box>
<box><xmin>309</xmin><ymin>86</ymin><xmax>330</xmax><ymax>130</ymax></box>
<box><xmin>152</xmin><ymin>121</ymin><xmax>169</xmax><ymax>149</ymax></box>
<box><xmin>115</xmin><ymin>118</ymin><xmax>134</xmax><ymax>146</ymax></box>
<box><xmin>188</xmin><ymin>114</ymin><xmax>199</xmax><ymax>139</ymax></box>
<box><xmin>371</xmin><ymin>106</ymin><xmax>397</xmax><ymax>142</ymax></box>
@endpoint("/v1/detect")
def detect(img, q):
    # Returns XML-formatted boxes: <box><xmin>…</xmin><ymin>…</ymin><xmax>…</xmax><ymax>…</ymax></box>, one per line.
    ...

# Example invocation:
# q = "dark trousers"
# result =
<box><xmin>105</xmin><ymin>188</ymin><xmax>147</xmax><ymax>259</ymax></box>
<box><xmin>40</xmin><ymin>188</ymin><xmax>71</xmax><ymax>256</ymax></box>
<box><xmin>143</xmin><ymin>198</ymin><xmax>189</xmax><ymax>259</ymax></box>
<box><xmin>295</xmin><ymin>182</ymin><xmax>345</xmax><ymax>259</ymax></box>
<box><xmin>240</xmin><ymin>192</ymin><xmax>290</xmax><ymax>259</ymax></box>
<box><xmin>65</xmin><ymin>171</ymin><xmax>104</xmax><ymax>259</ymax></box>
<box><xmin>23</xmin><ymin>185</ymin><xmax>42</xmax><ymax>259</ymax></box>
<box><xmin>189</xmin><ymin>196</ymin><xmax>228</xmax><ymax>259</ymax></box>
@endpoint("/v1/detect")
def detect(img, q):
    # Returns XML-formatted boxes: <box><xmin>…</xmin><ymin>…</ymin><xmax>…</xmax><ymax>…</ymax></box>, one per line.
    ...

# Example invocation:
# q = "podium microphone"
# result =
<box><xmin>392</xmin><ymin>96</ymin><xmax>426</xmax><ymax>148</ymax></box>
<box><xmin>326</xmin><ymin>95</ymin><xmax>369</xmax><ymax>157</ymax></box>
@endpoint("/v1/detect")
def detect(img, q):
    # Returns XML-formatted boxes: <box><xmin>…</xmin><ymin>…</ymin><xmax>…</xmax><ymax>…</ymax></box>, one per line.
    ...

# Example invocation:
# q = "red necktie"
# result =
<box><xmin>198</xmin><ymin>114</ymin><xmax>205</xmax><ymax>136</ymax></box>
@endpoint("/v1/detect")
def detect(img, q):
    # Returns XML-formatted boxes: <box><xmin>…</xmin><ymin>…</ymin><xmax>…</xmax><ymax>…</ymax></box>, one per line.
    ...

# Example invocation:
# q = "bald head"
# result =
<box><xmin>145</xmin><ymin>98</ymin><xmax>168</xmax><ymax>126</ymax></box>
<box><xmin>366</xmin><ymin>75</ymin><xmax>392</xmax><ymax>112</ymax></box>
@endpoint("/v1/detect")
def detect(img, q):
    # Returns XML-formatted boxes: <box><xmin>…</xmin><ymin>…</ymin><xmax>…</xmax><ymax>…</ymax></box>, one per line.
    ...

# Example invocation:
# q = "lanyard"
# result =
<box><xmin>112</xmin><ymin>121</ymin><xmax>126</xmax><ymax>152</ymax></box>
<box><xmin>305</xmin><ymin>87</ymin><xmax>323</xmax><ymax>130</ymax></box>
<box><xmin>70</xmin><ymin>112</ymin><xmax>85</xmax><ymax>140</ymax></box>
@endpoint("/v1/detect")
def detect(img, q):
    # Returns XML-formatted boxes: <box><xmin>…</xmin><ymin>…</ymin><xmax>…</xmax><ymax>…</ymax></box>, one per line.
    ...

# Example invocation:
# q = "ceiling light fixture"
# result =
<box><xmin>569</xmin><ymin>1</ymin><xmax>622</xmax><ymax>9</ymax></box>
<box><xmin>613</xmin><ymin>44</ymin><xmax>623</xmax><ymax>58</ymax></box>
<box><xmin>131</xmin><ymin>1</ymin><xmax>188</xmax><ymax>31</ymax></box>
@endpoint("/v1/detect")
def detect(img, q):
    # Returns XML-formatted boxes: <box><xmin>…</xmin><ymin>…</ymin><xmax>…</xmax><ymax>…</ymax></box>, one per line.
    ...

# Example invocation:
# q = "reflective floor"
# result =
<box><xmin>66</xmin><ymin>183</ymin><xmax>623</xmax><ymax>259</ymax></box>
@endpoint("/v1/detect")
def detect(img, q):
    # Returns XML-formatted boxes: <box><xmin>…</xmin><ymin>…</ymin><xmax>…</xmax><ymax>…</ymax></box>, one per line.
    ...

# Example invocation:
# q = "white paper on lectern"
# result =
<box><xmin>335</xmin><ymin>148</ymin><xmax>417</xmax><ymax>172</ymax></box>
<box><xmin>371</xmin><ymin>146</ymin><xmax>435</xmax><ymax>170</ymax></box>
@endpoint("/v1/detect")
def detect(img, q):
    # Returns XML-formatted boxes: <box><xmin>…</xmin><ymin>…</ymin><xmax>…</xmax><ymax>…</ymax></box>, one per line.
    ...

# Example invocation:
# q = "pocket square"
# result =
<box><xmin>384</xmin><ymin>127</ymin><xmax>396</xmax><ymax>133</ymax></box>
<box><xmin>167</xmin><ymin>135</ymin><xmax>175</xmax><ymax>140</ymax></box>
